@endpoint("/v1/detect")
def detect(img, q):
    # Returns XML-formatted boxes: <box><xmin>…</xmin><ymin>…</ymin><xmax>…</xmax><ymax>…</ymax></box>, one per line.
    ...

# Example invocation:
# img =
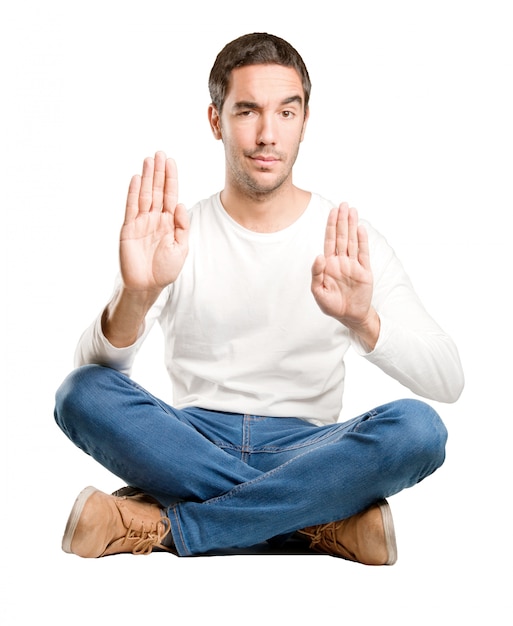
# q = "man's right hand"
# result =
<box><xmin>120</xmin><ymin>151</ymin><xmax>189</xmax><ymax>293</ymax></box>
<box><xmin>102</xmin><ymin>152</ymin><xmax>189</xmax><ymax>348</ymax></box>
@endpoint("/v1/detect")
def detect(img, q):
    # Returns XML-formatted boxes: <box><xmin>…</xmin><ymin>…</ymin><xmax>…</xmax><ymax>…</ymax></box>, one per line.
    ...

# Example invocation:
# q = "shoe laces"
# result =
<box><xmin>301</xmin><ymin>521</ymin><xmax>343</xmax><ymax>551</ymax></box>
<box><xmin>123</xmin><ymin>516</ymin><xmax>171</xmax><ymax>555</ymax></box>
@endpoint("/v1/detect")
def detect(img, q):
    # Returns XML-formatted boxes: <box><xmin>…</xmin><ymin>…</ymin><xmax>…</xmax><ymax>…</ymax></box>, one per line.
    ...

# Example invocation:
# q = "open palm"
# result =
<box><xmin>311</xmin><ymin>204</ymin><xmax>373</xmax><ymax>327</ymax></box>
<box><xmin>120</xmin><ymin>152</ymin><xmax>189</xmax><ymax>292</ymax></box>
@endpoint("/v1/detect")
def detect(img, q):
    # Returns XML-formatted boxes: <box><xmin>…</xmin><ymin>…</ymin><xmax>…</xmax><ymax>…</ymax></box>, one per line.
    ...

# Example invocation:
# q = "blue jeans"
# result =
<box><xmin>54</xmin><ymin>365</ymin><xmax>448</xmax><ymax>556</ymax></box>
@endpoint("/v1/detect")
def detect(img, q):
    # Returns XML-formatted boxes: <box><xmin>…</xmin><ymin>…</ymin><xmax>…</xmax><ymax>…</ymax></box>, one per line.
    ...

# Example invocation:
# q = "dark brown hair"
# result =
<box><xmin>208</xmin><ymin>33</ymin><xmax>311</xmax><ymax>114</ymax></box>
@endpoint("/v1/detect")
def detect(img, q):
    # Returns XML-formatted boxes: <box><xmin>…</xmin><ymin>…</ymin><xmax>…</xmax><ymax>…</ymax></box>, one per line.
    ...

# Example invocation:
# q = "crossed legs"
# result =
<box><xmin>55</xmin><ymin>365</ymin><xmax>447</xmax><ymax>560</ymax></box>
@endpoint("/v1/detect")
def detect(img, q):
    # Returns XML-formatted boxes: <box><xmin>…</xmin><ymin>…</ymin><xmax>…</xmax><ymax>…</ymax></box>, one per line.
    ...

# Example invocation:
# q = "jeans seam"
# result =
<box><xmin>241</xmin><ymin>414</ymin><xmax>251</xmax><ymax>463</ymax></box>
<box><xmin>251</xmin><ymin>422</ymin><xmax>349</xmax><ymax>454</ymax></box>
<box><xmin>169</xmin><ymin>505</ymin><xmax>190</xmax><ymax>556</ymax></box>
<box><xmin>199</xmin><ymin>440</ymin><xmax>336</xmax><ymax>506</ymax></box>
<box><xmin>122</xmin><ymin>376</ymin><xmax>183</xmax><ymax>418</ymax></box>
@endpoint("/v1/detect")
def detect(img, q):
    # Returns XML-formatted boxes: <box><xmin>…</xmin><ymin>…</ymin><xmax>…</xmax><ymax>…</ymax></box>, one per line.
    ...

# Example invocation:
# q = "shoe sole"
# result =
<box><xmin>378</xmin><ymin>499</ymin><xmax>398</xmax><ymax>565</ymax></box>
<box><xmin>61</xmin><ymin>486</ymin><xmax>98</xmax><ymax>554</ymax></box>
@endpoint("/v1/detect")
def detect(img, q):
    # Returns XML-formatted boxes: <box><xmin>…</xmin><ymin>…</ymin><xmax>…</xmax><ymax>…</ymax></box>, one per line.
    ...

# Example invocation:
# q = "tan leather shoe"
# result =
<box><xmin>298</xmin><ymin>499</ymin><xmax>397</xmax><ymax>565</ymax></box>
<box><xmin>62</xmin><ymin>486</ymin><xmax>172</xmax><ymax>558</ymax></box>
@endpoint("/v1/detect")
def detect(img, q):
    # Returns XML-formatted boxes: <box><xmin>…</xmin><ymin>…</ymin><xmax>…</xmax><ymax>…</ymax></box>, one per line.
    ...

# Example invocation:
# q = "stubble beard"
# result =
<box><xmin>234</xmin><ymin>167</ymin><xmax>290</xmax><ymax>200</ymax></box>
<box><xmin>227</xmin><ymin>144</ymin><xmax>301</xmax><ymax>201</ymax></box>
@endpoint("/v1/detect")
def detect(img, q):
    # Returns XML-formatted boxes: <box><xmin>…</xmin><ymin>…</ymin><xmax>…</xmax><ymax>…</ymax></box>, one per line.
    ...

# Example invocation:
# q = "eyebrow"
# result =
<box><xmin>232</xmin><ymin>95</ymin><xmax>303</xmax><ymax>111</ymax></box>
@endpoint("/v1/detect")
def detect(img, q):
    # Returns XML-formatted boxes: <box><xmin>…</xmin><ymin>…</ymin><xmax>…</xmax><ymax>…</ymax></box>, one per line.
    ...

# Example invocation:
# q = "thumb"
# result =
<box><xmin>311</xmin><ymin>254</ymin><xmax>326</xmax><ymax>289</ymax></box>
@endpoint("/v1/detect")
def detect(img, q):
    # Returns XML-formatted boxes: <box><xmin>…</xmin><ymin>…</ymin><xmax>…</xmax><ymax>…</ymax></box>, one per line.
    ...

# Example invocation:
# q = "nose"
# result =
<box><xmin>257</xmin><ymin>112</ymin><xmax>276</xmax><ymax>145</ymax></box>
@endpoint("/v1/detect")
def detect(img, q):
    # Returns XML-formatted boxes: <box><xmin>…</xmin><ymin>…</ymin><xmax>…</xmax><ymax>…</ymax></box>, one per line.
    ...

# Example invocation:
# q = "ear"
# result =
<box><xmin>300</xmin><ymin>106</ymin><xmax>310</xmax><ymax>142</ymax></box>
<box><xmin>208</xmin><ymin>104</ymin><xmax>223</xmax><ymax>140</ymax></box>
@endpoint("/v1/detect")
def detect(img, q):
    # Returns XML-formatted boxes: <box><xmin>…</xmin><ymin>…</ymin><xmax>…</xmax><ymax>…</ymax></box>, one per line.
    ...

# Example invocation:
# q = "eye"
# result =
<box><xmin>281</xmin><ymin>110</ymin><xmax>295</xmax><ymax>119</ymax></box>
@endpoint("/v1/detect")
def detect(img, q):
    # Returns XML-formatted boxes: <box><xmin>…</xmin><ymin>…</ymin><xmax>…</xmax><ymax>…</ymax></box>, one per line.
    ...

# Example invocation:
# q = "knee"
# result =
<box><xmin>392</xmin><ymin>398</ymin><xmax>448</xmax><ymax>471</ymax></box>
<box><xmin>54</xmin><ymin>365</ymin><xmax>112</xmax><ymax>433</ymax></box>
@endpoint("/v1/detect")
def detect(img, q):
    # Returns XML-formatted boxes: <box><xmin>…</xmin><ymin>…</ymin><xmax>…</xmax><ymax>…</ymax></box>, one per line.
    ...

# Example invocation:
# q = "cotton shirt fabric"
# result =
<box><xmin>75</xmin><ymin>192</ymin><xmax>463</xmax><ymax>426</ymax></box>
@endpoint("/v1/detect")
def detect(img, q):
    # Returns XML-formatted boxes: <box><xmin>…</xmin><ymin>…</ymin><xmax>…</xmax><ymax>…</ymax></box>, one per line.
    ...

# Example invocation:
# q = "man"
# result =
<box><xmin>55</xmin><ymin>33</ymin><xmax>464</xmax><ymax>565</ymax></box>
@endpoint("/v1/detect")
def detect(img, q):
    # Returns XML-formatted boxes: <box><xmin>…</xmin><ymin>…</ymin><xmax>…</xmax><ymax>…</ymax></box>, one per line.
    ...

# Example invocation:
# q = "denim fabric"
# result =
<box><xmin>55</xmin><ymin>364</ymin><xmax>447</xmax><ymax>556</ymax></box>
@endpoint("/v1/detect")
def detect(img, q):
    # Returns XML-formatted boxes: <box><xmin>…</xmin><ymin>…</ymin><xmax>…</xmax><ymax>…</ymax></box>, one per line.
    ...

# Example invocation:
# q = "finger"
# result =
<box><xmin>150</xmin><ymin>151</ymin><xmax>167</xmax><ymax>212</ymax></box>
<box><xmin>163</xmin><ymin>157</ymin><xmax>179</xmax><ymax>214</ymax></box>
<box><xmin>346</xmin><ymin>206</ymin><xmax>359</xmax><ymax>259</ymax></box>
<box><xmin>335</xmin><ymin>203</ymin><xmax>349</xmax><ymax>257</ymax></box>
<box><xmin>124</xmin><ymin>174</ymin><xmax>141</xmax><ymax>224</ymax></box>
<box><xmin>139</xmin><ymin>156</ymin><xmax>155</xmax><ymax>213</ymax></box>
<box><xmin>357</xmin><ymin>224</ymin><xmax>371</xmax><ymax>270</ymax></box>
<box><xmin>173</xmin><ymin>203</ymin><xmax>190</xmax><ymax>245</ymax></box>
<box><xmin>324</xmin><ymin>207</ymin><xmax>338</xmax><ymax>257</ymax></box>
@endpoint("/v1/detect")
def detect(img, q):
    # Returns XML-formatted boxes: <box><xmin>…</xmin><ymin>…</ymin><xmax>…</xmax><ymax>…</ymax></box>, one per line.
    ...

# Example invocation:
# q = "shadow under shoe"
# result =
<box><xmin>298</xmin><ymin>499</ymin><xmax>398</xmax><ymax>565</ymax></box>
<box><xmin>62</xmin><ymin>486</ymin><xmax>172</xmax><ymax>558</ymax></box>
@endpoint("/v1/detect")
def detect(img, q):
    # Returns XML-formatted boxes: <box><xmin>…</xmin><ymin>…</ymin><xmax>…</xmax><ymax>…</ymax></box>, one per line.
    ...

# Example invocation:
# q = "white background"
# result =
<box><xmin>2</xmin><ymin>1</ymin><xmax>511</xmax><ymax>623</ymax></box>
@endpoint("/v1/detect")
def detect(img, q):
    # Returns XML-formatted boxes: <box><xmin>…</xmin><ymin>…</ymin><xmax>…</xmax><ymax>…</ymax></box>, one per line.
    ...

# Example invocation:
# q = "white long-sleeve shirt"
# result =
<box><xmin>75</xmin><ymin>192</ymin><xmax>464</xmax><ymax>425</ymax></box>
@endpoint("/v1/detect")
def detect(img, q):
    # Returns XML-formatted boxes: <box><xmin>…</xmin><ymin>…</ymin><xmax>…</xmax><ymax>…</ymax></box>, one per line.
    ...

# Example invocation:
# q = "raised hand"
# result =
<box><xmin>311</xmin><ymin>203</ymin><xmax>379</xmax><ymax>347</ymax></box>
<box><xmin>120</xmin><ymin>151</ymin><xmax>189</xmax><ymax>293</ymax></box>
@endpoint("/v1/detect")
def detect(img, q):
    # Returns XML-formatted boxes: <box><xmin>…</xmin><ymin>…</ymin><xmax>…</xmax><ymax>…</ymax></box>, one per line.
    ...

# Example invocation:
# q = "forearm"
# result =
<box><xmin>102</xmin><ymin>286</ymin><xmax>162</xmax><ymax>348</ymax></box>
<box><xmin>355</xmin><ymin>316</ymin><xmax>464</xmax><ymax>403</ymax></box>
<box><xmin>74</xmin><ymin>282</ymin><xmax>166</xmax><ymax>374</ymax></box>
<box><xmin>354</xmin><ymin>219</ymin><xmax>464</xmax><ymax>403</ymax></box>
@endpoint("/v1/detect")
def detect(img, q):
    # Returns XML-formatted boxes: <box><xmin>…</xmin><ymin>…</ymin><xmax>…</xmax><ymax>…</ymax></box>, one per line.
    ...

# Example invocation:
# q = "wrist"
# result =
<box><xmin>102</xmin><ymin>286</ymin><xmax>162</xmax><ymax>348</ymax></box>
<box><xmin>344</xmin><ymin>308</ymin><xmax>380</xmax><ymax>351</ymax></box>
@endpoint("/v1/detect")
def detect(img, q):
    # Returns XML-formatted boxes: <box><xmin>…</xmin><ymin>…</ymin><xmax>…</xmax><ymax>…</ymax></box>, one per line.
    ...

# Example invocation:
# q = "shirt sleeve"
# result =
<box><xmin>350</xmin><ymin>222</ymin><xmax>464</xmax><ymax>403</ymax></box>
<box><xmin>73</xmin><ymin>278</ymin><xmax>170</xmax><ymax>377</ymax></box>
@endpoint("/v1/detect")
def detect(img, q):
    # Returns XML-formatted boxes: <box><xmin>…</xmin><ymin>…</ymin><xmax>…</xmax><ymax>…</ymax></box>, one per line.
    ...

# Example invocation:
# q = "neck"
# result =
<box><xmin>220</xmin><ymin>182</ymin><xmax>311</xmax><ymax>233</ymax></box>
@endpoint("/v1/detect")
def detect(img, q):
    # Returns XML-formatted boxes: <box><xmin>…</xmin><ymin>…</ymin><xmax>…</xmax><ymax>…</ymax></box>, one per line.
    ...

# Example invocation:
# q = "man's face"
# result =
<box><xmin>210</xmin><ymin>64</ymin><xmax>309</xmax><ymax>199</ymax></box>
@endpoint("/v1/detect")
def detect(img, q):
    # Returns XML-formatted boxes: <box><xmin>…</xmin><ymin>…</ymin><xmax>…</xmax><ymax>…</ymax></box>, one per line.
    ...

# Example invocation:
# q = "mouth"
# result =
<box><xmin>249</xmin><ymin>154</ymin><xmax>281</xmax><ymax>167</ymax></box>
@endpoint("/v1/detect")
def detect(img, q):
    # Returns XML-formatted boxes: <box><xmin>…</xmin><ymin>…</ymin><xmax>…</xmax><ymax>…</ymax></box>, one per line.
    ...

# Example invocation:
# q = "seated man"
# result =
<box><xmin>55</xmin><ymin>32</ymin><xmax>464</xmax><ymax>565</ymax></box>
